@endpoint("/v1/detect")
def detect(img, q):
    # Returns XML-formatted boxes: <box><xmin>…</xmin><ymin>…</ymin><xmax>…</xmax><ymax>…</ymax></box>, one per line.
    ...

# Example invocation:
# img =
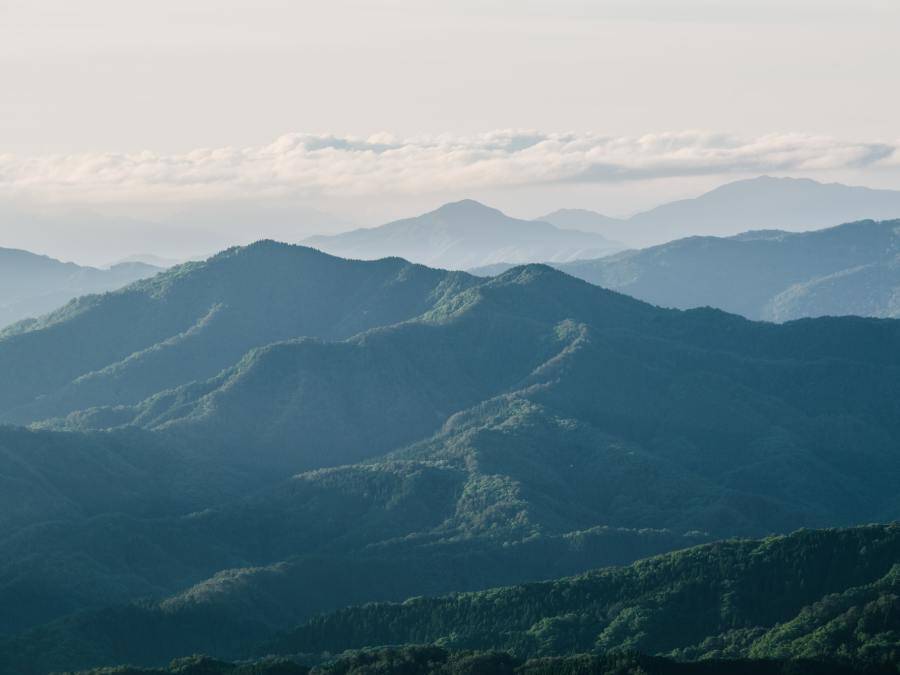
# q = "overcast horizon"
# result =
<box><xmin>3</xmin><ymin>0</ymin><xmax>900</xmax><ymax>264</ymax></box>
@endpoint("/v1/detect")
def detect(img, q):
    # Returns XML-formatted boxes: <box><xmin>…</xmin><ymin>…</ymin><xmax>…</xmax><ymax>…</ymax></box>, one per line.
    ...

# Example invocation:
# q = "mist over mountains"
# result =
<box><xmin>7</xmin><ymin>0</ymin><xmax>900</xmax><ymax>670</ymax></box>
<box><xmin>0</xmin><ymin>248</ymin><xmax>161</xmax><ymax>330</ymax></box>
<box><xmin>4</xmin><ymin>175</ymin><xmax>899</xmax><ymax>330</ymax></box>
<box><xmin>0</xmin><ymin>242</ymin><xmax>899</xmax><ymax>672</ymax></box>
<box><xmin>303</xmin><ymin>177</ymin><xmax>900</xmax><ymax>269</ymax></box>
<box><xmin>2</xmin><ymin>174</ymin><xmax>900</xmax><ymax>675</ymax></box>
<box><xmin>303</xmin><ymin>199</ymin><xmax>624</xmax><ymax>269</ymax></box>
<box><xmin>540</xmin><ymin>176</ymin><xmax>900</xmax><ymax>247</ymax></box>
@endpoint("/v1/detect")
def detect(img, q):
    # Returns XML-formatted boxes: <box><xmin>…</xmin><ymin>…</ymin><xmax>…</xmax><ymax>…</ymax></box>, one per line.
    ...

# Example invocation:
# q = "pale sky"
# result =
<box><xmin>2</xmin><ymin>0</ymin><xmax>900</xmax><ymax>263</ymax></box>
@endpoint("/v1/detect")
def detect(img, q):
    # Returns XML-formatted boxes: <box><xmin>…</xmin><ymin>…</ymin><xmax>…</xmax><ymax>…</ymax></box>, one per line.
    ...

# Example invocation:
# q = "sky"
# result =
<box><xmin>1</xmin><ymin>0</ymin><xmax>900</xmax><ymax>264</ymax></box>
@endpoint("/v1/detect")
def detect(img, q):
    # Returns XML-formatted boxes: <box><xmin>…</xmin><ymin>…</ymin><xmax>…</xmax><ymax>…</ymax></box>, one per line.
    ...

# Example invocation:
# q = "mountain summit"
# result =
<box><xmin>303</xmin><ymin>200</ymin><xmax>622</xmax><ymax>269</ymax></box>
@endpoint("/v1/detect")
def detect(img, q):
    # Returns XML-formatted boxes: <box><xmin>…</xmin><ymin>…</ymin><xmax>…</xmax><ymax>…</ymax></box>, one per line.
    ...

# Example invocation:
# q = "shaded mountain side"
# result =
<box><xmin>0</xmin><ymin>242</ymin><xmax>475</xmax><ymax>424</ymax></box>
<box><xmin>303</xmin><ymin>200</ymin><xmax>622</xmax><ymax>270</ymax></box>
<box><xmin>742</xmin><ymin>564</ymin><xmax>900</xmax><ymax>661</ymax></box>
<box><xmin>0</xmin><ymin>527</ymin><xmax>702</xmax><ymax>674</ymax></box>
<box><xmin>394</xmin><ymin>393</ymin><xmax>900</xmax><ymax>537</ymax></box>
<box><xmin>40</xmin><ymin>286</ymin><xmax>598</xmax><ymax>472</ymax></box>
<box><xmin>3</xmin><ymin>264</ymin><xmax>894</xmax><ymax>636</ymax></box>
<box><xmin>47</xmin><ymin>267</ymin><xmax>900</xmax><ymax>534</ymax></box>
<box><xmin>0</xmin><ymin>426</ymin><xmax>210</xmax><ymax>535</ymax></box>
<box><xmin>32</xmin><ymin>649</ymin><xmax>900</xmax><ymax>675</ymax></box>
<box><xmin>268</xmin><ymin>524</ymin><xmax>900</xmax><ymax>661</ymax></box>
<box><xmin>0</xmin><ymin>247</ymin><xmax>160</xmax><ymax>329</ymax></box>
<box><xmin>0</xmin><ymin>407</ymin><xmax>709</xmax><ymax>639</ymax></box>
<box><xmin>766</xmin><ymin>259</ymin><xmax>900</xmax><ymax>321</ymax></box>
<box><xmin>471</xmin><ymin>219</ymin><xmax>900</xmax><ymax>321</ymax></box>
<box><xmin>2</xmin><ymin>258</ymin><xmax>900</xmax><ymax>673</ymax></box>
<box><xmin>14</xmin><ymin>524</ymin><xmax>894</xmax><ymax>671</ymax></box>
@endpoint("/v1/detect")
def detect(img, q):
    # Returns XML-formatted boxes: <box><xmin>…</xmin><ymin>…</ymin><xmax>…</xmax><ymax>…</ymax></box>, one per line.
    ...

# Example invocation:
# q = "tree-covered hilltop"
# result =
<box><xmin>270</xmin><ymin>525</ymin><xmax>900</xmax><ymax>663</ymax></box>
<box><xmin>0</xmin><ymin>241</ymin><xmax>475</xmax><ymax>425</ymax></box>
<box><xmin>2</xmin><ymin>247</ymin><xmax>900</xmax><ymax>673</ymax></box>
<box><xmin>43</xmin><ymin>263</ymin><xmax>900</xmax><ymax>534</ymax></box>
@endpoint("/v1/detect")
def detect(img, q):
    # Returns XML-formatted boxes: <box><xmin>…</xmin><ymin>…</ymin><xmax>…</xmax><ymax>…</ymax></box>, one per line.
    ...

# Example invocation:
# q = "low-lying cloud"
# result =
<box><xmin>1</xmin><ymin>131</ymin><xmax>897</xmax><ymax>205</ymax></box>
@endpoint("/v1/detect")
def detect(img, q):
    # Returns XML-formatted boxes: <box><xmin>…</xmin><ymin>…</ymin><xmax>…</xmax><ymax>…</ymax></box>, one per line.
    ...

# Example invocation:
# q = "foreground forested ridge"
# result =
<box><xmin>66</xmin><ymin>647</ymin><xmax>900</xmax><ymax>675</ymax></box>
<box><xmin>270</xmin><ymin>524</ymin><xmax>900</xmax><ymax>662</ymax></box>
<box><xmin>37</xmin><ymin>526</ymin><xmax>900</xmax><ymax>674</ymax></box>
<box><xmin>0</xmin><ymin>244</ymin><xmax>899</xmax><ymax>672</ymax></box>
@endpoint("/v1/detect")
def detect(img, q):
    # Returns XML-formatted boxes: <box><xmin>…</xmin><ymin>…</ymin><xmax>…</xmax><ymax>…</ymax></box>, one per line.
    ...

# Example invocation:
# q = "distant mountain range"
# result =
<box><xmin>471</xmin><ymin>218</ymin><xmax>900</xmax><ymax>321</ymax></box>
<box><xmin>110</xmin><ymin>253</ymin><xmax>183</xmax><ymax>268</ymax></box>
<box><xmin>303</xmin><ymin>199</ymin><xmax>624</xmax><ymax>269</ymax></box>
<box><xmin>0</xmin><ymin>248</ymin><xmax>161</xmax><ymax>329</ymax></box>
<box><xmin>0</xmin><ymin>242</ymin><xmax>899</xmax><ymax>672</ymax></box>
<box><xmin>539</xmin><ymin>176</ymin><xmax>900</xmax><ymax>247</ymax></box>
<box><xmin>538</xmin><ymin>207</ymin><xmax>624</xmax><ymax>232</ymax></box>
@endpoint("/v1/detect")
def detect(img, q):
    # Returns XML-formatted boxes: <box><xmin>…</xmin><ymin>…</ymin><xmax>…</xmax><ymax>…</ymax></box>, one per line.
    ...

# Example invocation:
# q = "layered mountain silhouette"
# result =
<box><xmin>472</xmin><ymin>218</ymin><xmax>900</xmax><ymax>321</ymax></box>
<box><xmin>540</xmin><ymin>177</ymin><xmax>900</xmax><ymax>246</ymax></box>
<box><xmin>111</xmin><ymin>253</ymin><xmax>182</xmax><ymax>268</ymax></box>
<box><xmin>302</xmin><ymin>200</ymin><xmax>623</xmax><ymax>269</ymax></box>
<box><xmin>537</xmin><ymin>208</ymin><xmax>624</xmax><ymax>233</ymax></box>
<box><xmin>0</xmin><ymin>242</ymin><xmax>475</xmax><ymax>425</ymax></box>
<box><xmin>0</xmin><ymin>248</ymin><xmax>161</xmax><ymax>329</ymax></box>
<box><xmin>0</xmin><ymin>242</ymin><xmax>899</xmax><ymax>672</ymax></box>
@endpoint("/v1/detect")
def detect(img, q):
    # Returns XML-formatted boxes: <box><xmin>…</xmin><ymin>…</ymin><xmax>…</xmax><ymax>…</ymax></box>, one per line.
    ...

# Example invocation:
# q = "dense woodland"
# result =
<box><xmin>0</xmin><ymin>242</ymin><xmax>898</xmax><ymax>673</ymax></box>
<box><xmin>269</xmin><ymin>525</ymin><xmax>900</xmax><ymax>662</ymax></box>
<box><xmin>68</xmin><ymin>648</ymin><xmax>900</xmax><ymax>675</ymax></box>
<box><xmin>2</xmin><ymin>526</ymin><xmax>897</xmax><ymax>674</ymax></box>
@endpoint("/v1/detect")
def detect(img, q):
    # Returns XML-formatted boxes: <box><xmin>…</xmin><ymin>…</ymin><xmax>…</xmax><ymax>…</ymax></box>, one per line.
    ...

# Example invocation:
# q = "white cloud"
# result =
<box><xmin>1</xmin><ymin>130</ymin><xmax>897</xmax><ymax>205</ymax></box>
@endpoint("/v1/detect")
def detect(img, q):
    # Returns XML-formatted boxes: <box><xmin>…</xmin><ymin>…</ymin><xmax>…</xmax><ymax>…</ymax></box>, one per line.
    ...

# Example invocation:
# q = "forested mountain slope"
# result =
<box><xmin>67</xmin><ymin>647</ymin><xmax>900</xmax><ymax>675</ymax></box>
<box><xmin>472</xmin><ymin>219</ymin><xmax>900</xmax><ymax>321</ymax></box>
<box><xmin>272</xmin><ymin>524</ymin><xmax>900</xmax><ymax>662</ymax></box>
<box><xmin>0</xmin><ymin>242</ymin><xmax>474</xmax><ymax>425</ymax></box>
<box><xmin>50</xmin><ymin>264</ymin><xmax>900</xmax><ymax>534</ymax></box>
<box><xmin>560</xmin><ymin>219</ymin><xmax>900</xmax><ymax>321</ymax></box>
<box><xmin>1</xmin><ymin>248</ymin><xmax>900</xmax><ymax>673</ymax></box>
<box><xmin>0</xmin><ymin>247</ymin><xmax>160</xmax><ymax>329</ymax></box>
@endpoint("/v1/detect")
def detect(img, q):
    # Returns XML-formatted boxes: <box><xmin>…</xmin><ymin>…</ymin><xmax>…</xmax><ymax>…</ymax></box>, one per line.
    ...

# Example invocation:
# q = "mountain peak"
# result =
<box><xmin>430</xmin><ymin>199</ymin><xmax>504</xmax><ymax>219</ymax></box>
<box><xmin>215</xmin><ymin>240</ymin><xmax>331</xmax><ymax>262</ymax></box>
<box><xmin>303</xmin><ymin>200</ymin><xmax>621</xmax><ymax>270</ymax></box>
<box><xmin>713</xmin><ymin>175</ymin><xmax>825</xmax><ymax>193</ymax></box>
<box><xmin>493</xmin><ymin>262</ymin><xmax>561</xmax><ymax>282</ymax></box>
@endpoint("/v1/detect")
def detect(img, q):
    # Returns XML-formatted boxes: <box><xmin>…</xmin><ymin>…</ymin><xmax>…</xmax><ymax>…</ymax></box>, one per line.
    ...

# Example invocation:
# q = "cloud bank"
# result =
<box><xmin>1</xmin><ymin>130</ymin><xmax>898</xmax><ymax>205</ymax></box>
